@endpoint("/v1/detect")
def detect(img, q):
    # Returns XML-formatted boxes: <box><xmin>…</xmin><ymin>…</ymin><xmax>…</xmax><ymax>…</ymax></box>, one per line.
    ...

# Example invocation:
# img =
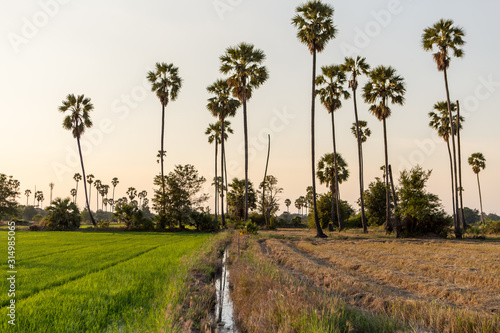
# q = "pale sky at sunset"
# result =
<box><xmin>1</xmin><ymin>0</ymin><xmax>499</xmax><ymax>215</ymax></box>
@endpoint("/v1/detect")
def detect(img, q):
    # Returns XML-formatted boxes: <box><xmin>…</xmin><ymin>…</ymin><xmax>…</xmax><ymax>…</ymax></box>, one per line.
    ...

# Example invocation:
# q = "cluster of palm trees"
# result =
<box><xmin>53</xmin><ymin>1</ymin><xmax>486</xmax><ymax>236</ymax></box>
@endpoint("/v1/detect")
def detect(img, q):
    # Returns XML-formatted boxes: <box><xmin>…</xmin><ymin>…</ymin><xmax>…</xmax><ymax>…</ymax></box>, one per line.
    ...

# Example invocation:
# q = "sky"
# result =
<box><xmin>1</xmin><ymin>0</ymin><xmax>499</xmax><ymax>216</ymax></box>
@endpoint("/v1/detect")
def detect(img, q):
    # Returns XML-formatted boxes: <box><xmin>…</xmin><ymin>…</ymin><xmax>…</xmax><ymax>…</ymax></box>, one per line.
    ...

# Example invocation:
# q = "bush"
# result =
<box><xmin>249</xmin><ymin>212</ymin><xmax>266</xmax><ymax>226</ymax></box>
<box><xmin>97</xmin><ymin>219</ymin><xmax>110</xmax><ymax>229</ymax></box>
<box><xmin>307</xmin><ymin>193</ymin><xmax>354</xmax><ymax>229</ymax></box>
<box><xmin>244</xmin><ymin>220</ymin><xmax>258</xmax><ymax>234</ymax></box>
<box><xmin>190</xmin><ymin>211</ymin><xmax>219</xmax><ymax>231</ymax></box>
<box><xmin>291</xmin><ymin>216</ymin><xmax>303</xmax><ymax>227</ymax></box>
<box><xmin>44</xmin><ymin>198</ymin><xmax>81</xmax><ymax>231</ymax></box>
<box><xmin>32</xmin><ymin>214</ymin><xmax>43</xmax><ymax>222</ymax></box>
<box><xmin>485</xmin><ymin>220</ymin><xmax>500</xmax><ymax>234</ymax></box>
<box><xmin>269</xmin><ymin>216</ymin><xmax>277</xmax><ymax>230</ymax></box>
<box><xmin>114</xmin><ymin>203</ymin><xmax>153</xmax><ymax>230</ymax></box>
<box><xmin>345</xmin><ymin>213</ymin><xmax>363</xmax><ymax>229</ymax></box>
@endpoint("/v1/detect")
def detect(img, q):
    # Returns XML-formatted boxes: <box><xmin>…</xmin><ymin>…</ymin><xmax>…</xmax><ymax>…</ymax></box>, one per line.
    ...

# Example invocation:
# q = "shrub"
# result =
<box><xmin>269</xmin><ymin>216</ymin><xmax>277</xmax><ymax>230</ymax></box>
<box><xmin>97</xmin><ymin>219</ymin><xmax>110</xmax><ymax>229</ymax></box>
<box><xmin>190</xmin><ymin>210</ymin><xmax>219</xmax><ymax>231</ymax></box>
<box><xmin>291</xmin><ymin>216</ymin><xmax>303</xmax><ymax>227</ymax></box>
<box><xmin>114</xmin><ymin>203</ymin><xmax>153</xmax><ymax>230</ymax></box>
<box><xmin>244</xmin><ymin>220</ymin><xmax>258</xmax><ymax>234</ymax></box>
<box><xmin>486</xmin><ymin>220</ymin><xmax>500</xmax><ymax>234</ymax></box>
<box><xmin>44</xmin><ymin>198</ymin><xmax>81</xmax><ymax>231</ymax></box>
<box><xmin>345</xmin><ymin>213</ymin><xmax>362</xmax><ymax>229</ymax></box>
<box><xmin>32</xmin><ymin>214</ymin><xmax>43</xmax><ymax>222</ymax></box>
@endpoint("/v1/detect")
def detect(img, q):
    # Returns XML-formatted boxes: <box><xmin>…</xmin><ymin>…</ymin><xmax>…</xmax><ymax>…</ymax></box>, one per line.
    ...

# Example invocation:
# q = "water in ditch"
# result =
<box><xmin>214</xmin><ymin>248</ymin><xmax>237</xmax><ymax>333</ymax></box>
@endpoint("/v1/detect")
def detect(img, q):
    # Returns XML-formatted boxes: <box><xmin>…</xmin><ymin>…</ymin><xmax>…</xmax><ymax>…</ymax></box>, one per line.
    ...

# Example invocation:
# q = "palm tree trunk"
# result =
<box><xmin>477</xmin><ymin>173</ymin><xmax>485</xmax><ymax>224</ymax></box>
<box><xmin>388</xmin><ymin>165</ymin><xmax>400</xmax><ymax>238</ymax></box>
<box><xmin>88</xmin><ymin>184</ymin><xmax>92</xmax><ymax>211</ymax></box>
<box><xmin>160</xmin><ymin>102</ymin><xmax>166</xmax><ymax>222</ymax></box>
<box><xmin>352</xmin><ymin>86</ymin><xmax>368</xmax><ymax>233</ymax></box>
<box><xmin>382</xmin><ymin>116</ymin><xmax>392</xmax><ymax>233</ymax></box>
<box><xmin>311</xmin><ymin>49</ymin><xmax>326</xmax><ymax>238</ymax></box>
<box><xmin>446</xmin><ymin>139</ymin><xmax>457</xmax><ymax>227</ymax></box>
<box><xmin>330</xmin><ymin>180</ymin><xmax>336</xmax><ymax>232</ymax></box>
<box><xmin>75</xmin><ymin>181</ymin><xmax>78</xmax><ymax>202</ymax></box>
<box><xmin>456</xmin><ymin>100</ymin><xmax>466</xmax><ymax>231</ymax></box>
<box><xmin>112</xmin><ymin>186</ymin><xmax>116</xmax><ymax>211</ymax></box>
<box><xmin>224</xmin><ymin>149</ymin><xmax>229</xmax><ymax>217</ymax></box>
<box><xmin>243</xmin><ymin>77</ymin><xmax>249</xmax><ymax>223</ymax></box>
<box><xmin>220</xmin><ymin>118</ymin><xmax>226</xmax><ymax>228</ymax></box>
<box><xmin>214</xmin><ymin>141</ymin><xmax>218</xmax><ymax>223</ymax></box>
<box><xmin>443</xmin><ymin>68</ymin><xmax>461</xmax><ymax>238</ymax></box>
<box><xmin>331</xmin><ymin>111</ymin><xmax>343</xmax><ymax>231</ymax></box>
<box><xmin>262</xmin><ymin>134</ymin><xmax>271</xmax><ymax>227</ymax></box>
<box><xmin>77</xmin><ymin>135</ymin><xmax>95</xmax><ymax>226</ymax></box>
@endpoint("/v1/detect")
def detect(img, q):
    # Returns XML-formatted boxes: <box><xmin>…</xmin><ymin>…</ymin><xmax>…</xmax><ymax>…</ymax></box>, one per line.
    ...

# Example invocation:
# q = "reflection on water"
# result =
<box><xmin>214</xmin><ymin>248</ymin><xmax>237</xmax><ymax>332</ymax></box>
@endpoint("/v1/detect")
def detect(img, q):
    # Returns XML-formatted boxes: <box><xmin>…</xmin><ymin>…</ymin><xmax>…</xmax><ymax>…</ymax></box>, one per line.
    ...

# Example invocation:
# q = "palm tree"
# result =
<box><xmin>363</xmin><ymin>65</ymin><xmax>406</xmax><ymax>234</ymax></box>
<box><xmin>292</xmin><ymin>0</ymin><xmax>336</xmax><ymax>238</ymax></box>
<box><xmin>101</xmin><ymin>185</ymin><xmax>109</xmax><ymax>211</ymax></box>
<box><xmin>350</xmin><ymin>121</ymin><xmax>371</xmax><ymax>143</ymax></box>
<box><xmin>59</xmin><ymin>94</ymin><xmax>96</xmax><ymax>226</ymax></box>
<box><xmin>317</xmin><ymin>153</ymin><xmax>349</xmax><ymax>230</ymax></box>
<box><xmin>220</xmin><ymin>42</ymin><xmax>269</xmax><ymax>224</ymax></box>
<box><xmin>111</xmin><ymin>177</ymin><xmax>119</xmax><ymax>209</ymax></box>
<box><xmin>70</xmin><ymin>188</ymin><xmax>77</xmax><ymax>203</ymax></box>
<box><xmin>422</xmin><ymin>19</ymin><xmax>465</xmax><ymax>237</ymax></box>
<box><xmin>147</xmin><ymin>62</ymin><xmax>182</xmax><ymax>222</ymax></box>
<box><xmin>468</xmin><ymin>153</ymin><xmax>486</xmax><ymax>224</ymax></box>
<box><xmin>25</xmin><ymin>189</ymin><xmax>31</xmax><ymax>206</ymax></box>
<box><xmin>206</xmin><ymin>120</ymin><xmax>234</xmax><ymax>226</ymax></box>
<box><xmin>316</xmin><ymin>64</ymin><xmax>350</xmax><ymax>231</ymax></box>
<box><xmin>342</xmin><ymin>56</ymin><xmax>370</xmax><ymax>233</ymax></box>
<box><xmin>428</xmin><ymin>101</ymin><xmax>463</xmax><ymax>226</ymax></box>
<box><xmin>49</xmin><ymin>182</ymin><xmax>55</xmax><ymax>205</ymax></box>
<box><xmin>103</xmin><ymin>198</ymin><xmax>108</xmax><ymax>212</ymax></box>
<box><xmin>127</xmin><ymin>187</ymin><xmax>137</xmax><ymax>203</ymax></box>
<box><xmin>285</xmin><ymin>198</ymin><xmax>291</xmax><ymax>213</ymax></box>
<box><xmin>94</xmin><ymin>179</ymin><xmax>102</xmax><ymax>211</ymax></box>
<box><xmin>35</xmin><ymin>191</ymin><xmax>44</xmax><ymax>208</ymax></box>
<box><xmin>207</xmin><ymin>79</ymin><xmax>241</xmax><ymax>228</ymax></box>
<box><xmin>87</xmin><ymin>174</ymin><xmax>94</xmax><ymax>211</ymax></box>
<box><xmin>138</xmin><ymin>190</ymin><xmax>147</xmax><ymax>208</ymax></box>
<box><xmin>73</xmin><ymin>173</ymin><xmax>82</xmax><ymax>202</ymax></box>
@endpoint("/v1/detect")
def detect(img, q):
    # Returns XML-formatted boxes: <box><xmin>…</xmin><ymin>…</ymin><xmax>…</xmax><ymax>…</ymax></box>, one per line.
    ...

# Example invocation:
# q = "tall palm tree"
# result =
<box><xmin>207</xmin><ymin>79</ymin><xmax>241</xmax><ymax>228</ymax></box>
<box><xmin>59</xmin><ymin>94</ymin><xmax>96</xmax><ymax>226</ymax></box>
<box><xmin>317</xmin><ymin>153</ymin><xmax>349</xmax><ymax>230</ymax></box>
<box><xmin>363</xmin><ymin>65</ymin><xmax>406</xmax><ymax>234</ymax></box>
<box><xmin>206</xmin><ymin>120</ymin><xmax>234</xmax><ymax>226</ymax></box>
<box><xmin>292</xmin><ymin>0</ymin><xmax>336</xmax><ymax>238</ymax></box>
<box><xmin>428</xmin><ymin>101</ymin><xmax>463</xmax><ymax>226</ymax></box>
<box><xmin>87</xmin><ymin>174</ymin><xmax>94</xmax><ymax>211</ymax></box>
<box><xmin>422</xmin><ymin>19</ymin><xmax>465</xmax><ymax>238</ymax></box>
<box><xmin>127</xmin><ymin>187</ymin><xmax>137</xmax><ymax>203</ymax></box>
<box><xmin>350</xmin><ymin>121</ymin><xmax>371</xmax><ymax>143</ymax></box>
<box><xmin>94</xmin><ymin>179</ymin><xmax>102</xmax><ymax>211</ymax></box>
<box><xmin>101</xmin><ymin>185</ymin><xmax>109</xmax><ymax>211</ymax></box>
<box><xmin>25</xmin><ymin>189</ymin><xmax>31</xmax><ymax>206</ymax></box>
<box><xmin>73</xmin><ymin>173</ymin><xmax>82</xmax><ymax>203</ymax></box>
<box><xmin>147</xmin><ymin>62</ymin><xmax>182</xmax><ymax>222</ymax></box>
<box><xmin>49</xmin><ymin>182</ymin><xmax>55</xmax><ymax>206</ymax></box>
<box><xmin>468</xmin><ymin>153</ymin><xmax>486</xmax><ymax>224</ymax></box>
<box><xmin>35</xmin><ymin>191</ymin><xmax>44</xmax><ymax>208</ymax></box>
<box><xmin>342</xmin><ymin>56</ymin><xmax>370</xmax><ymax>233</ymax></box>
<box><xmin>70</xmin><ymin>188</ymin><xmax>77</xmax><ymax>203</ymax></box>
<box><xmin>316</xmin><ymin>64</ymin><xmax>350</xmax><ymax>231</ymax></box>
<box><xmin>220</xmin><ymin>43</ymin><xmax>269</xmax><ymax>224</ymax></box>
<box><xmin>285</xmin><ymin>198</ymin><xmax>291</xmax><ymax>213</ymax></box>
<box><xmin>138</xmin><ymin>190</ymin><xmax>147</xmax><ymax>208</ymax></box>
<box><xmin>111</xmin><ymin>177</ymin><xmax>119</xmax><ymax>209</ymax></box>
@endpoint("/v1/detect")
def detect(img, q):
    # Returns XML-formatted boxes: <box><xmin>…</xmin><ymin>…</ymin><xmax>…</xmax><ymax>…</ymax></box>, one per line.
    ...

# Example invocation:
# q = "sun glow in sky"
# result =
<box><xmin>1</xmin><ymin>0</ymin><xmax>499</xmax><ymax>215</ymax></box>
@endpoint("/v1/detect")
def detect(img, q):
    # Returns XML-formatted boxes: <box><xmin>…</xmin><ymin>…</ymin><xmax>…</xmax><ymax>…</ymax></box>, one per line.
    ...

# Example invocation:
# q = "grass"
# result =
<box><xmin>245</xmin><ymin>228</ymin><xmax>500</xmax><ymax>333</ymax></box>
<box><xmin>229</xmin><ymin>233</ymin><xmax>407</xmax><ymax>333</ymax></box>
<box><xmin>0</xmin><ymin>230</ymin><xmax>229</xmax><ymax>332</ymax></box>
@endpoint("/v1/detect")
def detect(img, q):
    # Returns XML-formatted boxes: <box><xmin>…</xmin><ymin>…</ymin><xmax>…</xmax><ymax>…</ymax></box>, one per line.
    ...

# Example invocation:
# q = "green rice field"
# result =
<box><xmin>0</xmin><ymin>231</ymin><xmax>213</xmax><ymax>332</ymax></box>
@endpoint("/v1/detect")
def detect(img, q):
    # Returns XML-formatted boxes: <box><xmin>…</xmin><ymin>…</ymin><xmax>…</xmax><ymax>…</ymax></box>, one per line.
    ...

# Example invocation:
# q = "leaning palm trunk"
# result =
<box><xmin>443</xmin><ymin>69</ymin><xmax>461</xmax><ymax>237</ymax></box>
<box><xmin>76</xmin><ymin>131</ymin><xmax>95</xmax><ymax>226</ymax></box>
<box><xmin>352</xmin><ymin>87</ymin><xmax>368</xmax><ymax>233</ymax></box>
<box><xmin>224</xmin><ymin>150</ymin><xmax>229</xmax><ymax>217</ymax></box>
<box><xmin>220</xmin><ymin>118</ymin><xmax>226</xmax><ymax>228</ymax></box>
<box><xmin>382</xmin><ymin>115</ymin><xmax>392</xmax><ymax>233</ymax></box>
<box><xmin>331</xmin><ymin>111</ymin><xmax>343</xmax><ymax>231</ymax></box>
<box><xmin>311</xmin><ymin>49</ymin><xmax>326</xmax><ymax>238</ymax></box>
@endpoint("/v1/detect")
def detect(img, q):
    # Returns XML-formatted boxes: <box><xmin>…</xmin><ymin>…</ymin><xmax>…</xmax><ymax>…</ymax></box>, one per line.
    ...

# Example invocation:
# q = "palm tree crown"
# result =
<box><xmin>205</xmin><ymin>121</ymin><xmax>233</xmax><ymax>145</ymax></box>
<box><xmin>316</xmin><ymin>65</ymin><xmax>350</xmax><ymax>113</ymax></box>
<box><xmin>428</xmin><ymin>101</ymin><xmax>462</xmax><ymax>142</ymax></box>
<box><xmin>59</xmin><ymin>94</ymin><xmax>93</xmax><ymax>138</ymax></box>
<box><xmin>207</xmin><ymin>79</ymin><xmax>241</xmax><ymax>119</ymax></box>
<box><xmin>317</xmin><ymin>153</ymin><xmax>349</xmax><ymax>189</ymax></box>
<box><xmin>363</xmin><ymin>65</ymin><xmax>406</xmax><ymax>120</ymax></box>
<box><xmin>342</xmin><ymin>56</ymin><xmax>370</xmax><ymax>91</ymax></box>
<box><xmin>468</xmin><ymin>153</ymin><xmax>486</xmax><ymax>174</ymax></box>
<box><xmin>147</xmin><ymin>63</ymin><xmax>182</xmax><ymax>106</ymax></box>
<box><xmin>291</xmin><ymin>0</ymin><xmax>336</xmax><ymax>54</ymax></box>
<box><xmin>422</xmin><ymin>19</ymin><xmax>465</xmax><ymax>71</ymax></box>
<box><xmin>350</xmin><ymin>121</ymin><xmax>371</xmax><ymax>143</ymax></box>
<box><xmin>219</xmin><ymin>43</ymin><xmax>269</xmax><ymax>101</ymax></box>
